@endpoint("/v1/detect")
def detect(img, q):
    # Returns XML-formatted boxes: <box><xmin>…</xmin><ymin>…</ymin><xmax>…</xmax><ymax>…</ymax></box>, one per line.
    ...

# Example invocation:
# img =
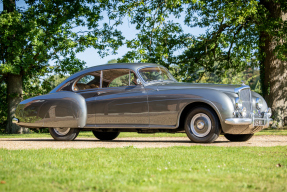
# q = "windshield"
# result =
<box><xmin>139</xmin><ymin>67</ymin><xmax>177</xmax><ymax>83</ymax></box>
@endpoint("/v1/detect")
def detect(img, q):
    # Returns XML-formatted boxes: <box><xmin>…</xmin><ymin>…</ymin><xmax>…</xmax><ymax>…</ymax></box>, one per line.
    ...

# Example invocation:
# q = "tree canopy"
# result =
<box><xmin>0</xmin><ymin>0</ymin><xmax>124</xmax><ymax>133</ymax></box>
<box><xmin>113</xmin><ymin>0</ymin><xmax>286</xmax><ymax>78</ymax></box>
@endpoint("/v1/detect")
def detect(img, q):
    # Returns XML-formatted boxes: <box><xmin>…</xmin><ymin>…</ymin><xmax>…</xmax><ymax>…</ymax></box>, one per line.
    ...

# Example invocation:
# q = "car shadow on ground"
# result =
<box><xmin>0</xmin><ymin>138</ymin><xmax>232</xmax><ymax>144</ymax></box>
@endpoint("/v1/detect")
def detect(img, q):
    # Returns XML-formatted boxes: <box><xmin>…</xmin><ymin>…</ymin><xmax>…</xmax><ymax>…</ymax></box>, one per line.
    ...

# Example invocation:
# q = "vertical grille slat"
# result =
<box><xmin>239</xmin><ymin>88</ymin><xmax>252</xmax><ymax>117</ymax></box>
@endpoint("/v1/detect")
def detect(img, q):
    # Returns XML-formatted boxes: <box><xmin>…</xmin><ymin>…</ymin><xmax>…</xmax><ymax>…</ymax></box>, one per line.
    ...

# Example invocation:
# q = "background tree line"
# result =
<box><xmin>1</xmin><ymin>0</ymin><xmax>286</xmax><ymax>133</ymax></box>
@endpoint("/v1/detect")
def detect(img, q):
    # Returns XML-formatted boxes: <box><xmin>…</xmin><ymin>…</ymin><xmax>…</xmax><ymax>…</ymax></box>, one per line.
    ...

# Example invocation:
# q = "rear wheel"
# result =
<box><xmin>92</xmin><ymin>131</ymin><xmax>120</xmax><ymax>140</ymax></box>
<box><xmin>224</xmin><ymin>134</ymin><xmax>254</xmax><ymax>142</ymax></box>
<box><xmin>49</xmin><ymin>128</ymin><xmax>79</xmax><ymax>141</ymax></box>
<box><xmin>184</xmin><ymin>107</ymin><xmax>220</xmax><ymax>143</ymax></box>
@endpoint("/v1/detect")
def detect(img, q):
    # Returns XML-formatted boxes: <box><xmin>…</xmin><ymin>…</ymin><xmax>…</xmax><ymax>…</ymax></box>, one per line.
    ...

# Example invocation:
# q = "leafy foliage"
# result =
<box><xmin>112</xmin><ymin>0</ymin><xmax>287</xmax><ymax>83</ymax></box>
<box><xmin>0</xmin><ymin>0</ymin><xmax>125</xmax><ymax>77</ymax></box>
<box><xmin>0</xmin><ymin>0</ymin><xmax>125</xmax><ymax>131</ymax></box>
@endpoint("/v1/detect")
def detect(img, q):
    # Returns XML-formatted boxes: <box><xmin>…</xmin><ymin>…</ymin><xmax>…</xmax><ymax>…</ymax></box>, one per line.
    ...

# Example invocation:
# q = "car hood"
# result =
<box><xmin>155</xmin><ymin>82</ymin><xmax>241</xmax><ymax>93</ymax></box>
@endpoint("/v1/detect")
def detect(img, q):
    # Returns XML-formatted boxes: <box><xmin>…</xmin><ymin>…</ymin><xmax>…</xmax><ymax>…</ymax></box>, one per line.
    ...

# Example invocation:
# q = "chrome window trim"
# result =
<box><xmin>129</xmin><ymin>70</ymin><xmax>131</xmax><ymax>86</ymax></box>
<box><xmin>100</xmin><ymin>70</ymin><xmax>103</xmax><ymax>88</ymax></box>
<box><xmin>136</xmin><ymin>66</ymin><xmax>177</xmax><ymax>86</ymax></box>
<box><xmin>71</xmin><ymin>68</ymin><xmax>138</xmax><ymax>92</ymax></box>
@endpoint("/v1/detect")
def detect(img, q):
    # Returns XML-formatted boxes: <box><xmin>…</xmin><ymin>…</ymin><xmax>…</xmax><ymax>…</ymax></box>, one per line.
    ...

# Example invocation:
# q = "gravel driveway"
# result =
<box><xmin>1</xmin><ymin>135</ymin><xmax>287</xmax><ymax>150</ymax></box>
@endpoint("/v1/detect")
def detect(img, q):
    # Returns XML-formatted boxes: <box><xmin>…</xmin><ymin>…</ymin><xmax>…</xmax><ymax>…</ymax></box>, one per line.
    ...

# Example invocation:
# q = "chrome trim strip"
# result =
<box><xmin>84</xmin><ymin>124</ymin><xmax>177</xmax><ymax>129</ymax></box>
<box><xmin>225</xmin><ymin>118</ymin><xmax>252</xmax><ymax>125</ymax></box>
<box><xmin>100</xmin><ymin>70</ymin><xmax>103</xmax><ymax>88</ymax></box>
<box><xmin>129</xmin><ymin>70</ymin><xmax>131</xmax><ymax>86</ymax></box>
<box><xmin>136</xmin><ymin>66</ymin><xmax>177</xmax><ymax>86</ymax></box>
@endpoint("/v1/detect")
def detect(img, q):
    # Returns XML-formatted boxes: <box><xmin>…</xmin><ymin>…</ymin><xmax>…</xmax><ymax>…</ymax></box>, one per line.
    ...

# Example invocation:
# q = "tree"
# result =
<box><xmin>107</xmin><ymin>59</ymin><xmax>117</xmax><ymax>64</ymax></box>
<box><xmin>0</xmin><ymin>0</ymin><xmax>124</xmax><ymax>133</ymax></box>
<box><xmin>113</xmin><ymin>0</ymin><xmax>287</xmax><ymax>127</ymax></box>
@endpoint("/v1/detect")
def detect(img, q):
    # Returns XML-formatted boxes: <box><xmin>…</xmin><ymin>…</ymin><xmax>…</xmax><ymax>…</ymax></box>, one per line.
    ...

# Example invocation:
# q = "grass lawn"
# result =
<box><xmin>1</xmin><ymin>146</ymin><xmax>287</xmax><ymax>192</ymax></box>
<box><xmin>1</xmin><ymin>128</ymin><xmax>287</xmax><ymax>138</ymax></box>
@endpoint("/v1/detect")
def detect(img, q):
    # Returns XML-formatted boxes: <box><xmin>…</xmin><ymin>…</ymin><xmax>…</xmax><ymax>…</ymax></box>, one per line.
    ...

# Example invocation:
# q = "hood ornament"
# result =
<box><xmin>241</xmin><ymin>80</ymin><xmax>246</xmax><ymax>86</ymax></box>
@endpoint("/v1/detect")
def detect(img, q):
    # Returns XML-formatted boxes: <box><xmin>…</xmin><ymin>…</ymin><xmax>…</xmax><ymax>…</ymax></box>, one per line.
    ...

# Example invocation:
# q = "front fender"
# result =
<box><xmin>15</xmin><ymin>91</ymin><xmax>87</xmax><ymax>128</ymax></box>
<box><xmin>175</xmin><ymin>89</ymin><xmax>235</xmax><ymax>132</ymax></box>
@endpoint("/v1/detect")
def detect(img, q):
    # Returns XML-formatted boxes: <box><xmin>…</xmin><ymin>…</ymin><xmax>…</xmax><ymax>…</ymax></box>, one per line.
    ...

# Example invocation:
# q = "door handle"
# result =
<box><xmin>97</xmin><ymin>91</ymin><xmax>105</xmax><ymax>95</ymax></box>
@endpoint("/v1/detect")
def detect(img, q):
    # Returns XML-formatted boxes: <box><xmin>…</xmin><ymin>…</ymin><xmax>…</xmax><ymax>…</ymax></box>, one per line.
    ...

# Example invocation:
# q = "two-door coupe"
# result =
<box><xmin>14</xmin><ymin>63</ymin><xmax>273</xmax><ymax>143</ymax></box>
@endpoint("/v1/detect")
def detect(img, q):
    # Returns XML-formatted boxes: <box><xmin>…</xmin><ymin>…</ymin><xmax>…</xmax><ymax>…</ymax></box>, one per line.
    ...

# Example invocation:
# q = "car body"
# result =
<box><xmin>14</xmin><ymin>63</ymin><xmax>273</xmax><ymax>143</ymax></box>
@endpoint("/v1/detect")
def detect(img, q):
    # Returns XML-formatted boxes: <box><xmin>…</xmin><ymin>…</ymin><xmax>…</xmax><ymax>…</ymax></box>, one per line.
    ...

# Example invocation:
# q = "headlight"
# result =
<box><xmin>235</xmin><ymin>98</ymin><xmax>242</xmax><ymax>110</ymax></box>
<box><xmin>256</xmin><ymin>98</ymin><xmax>263</xmax><ymax>110</ymax></box>
<box><xmin>267</xmin><ymin>108</ymin><xmax>272</xmax><ymax>117</ymax></box>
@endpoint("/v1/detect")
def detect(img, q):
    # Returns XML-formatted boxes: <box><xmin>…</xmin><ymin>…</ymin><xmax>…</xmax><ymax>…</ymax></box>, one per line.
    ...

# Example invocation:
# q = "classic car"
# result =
<box><xmin>14</xmin><ymin>63</ymin><xmax>273</xmax><ymax>143</ymax></box>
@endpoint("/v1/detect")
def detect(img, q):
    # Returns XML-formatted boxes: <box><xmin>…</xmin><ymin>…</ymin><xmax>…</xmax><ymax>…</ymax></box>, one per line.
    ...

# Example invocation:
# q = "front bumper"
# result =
<box><xmin>225</xmin><ymin>112</ymin><xmax>273</xmax><ymax>129</ymax></box>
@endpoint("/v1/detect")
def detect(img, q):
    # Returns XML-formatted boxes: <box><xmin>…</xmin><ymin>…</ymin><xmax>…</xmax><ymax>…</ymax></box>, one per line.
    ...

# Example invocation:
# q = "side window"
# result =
<box><xmin>139</xmin><ymin>67</ymin><xmax>162</xmax><ymax>82</ymax></box>
<box><xmin>74</xmin><ymin>71</ymin><xmax>101</xmax><ymax>91</ymax></box>
<box><xmin>78</xmin><ymin>75</ymin><xmax>94</xmax><ymax>84</ymax></box>
<box><xmin>109</xmin><ymin>74</ymin><xmax>129</xmax><ymax>87</ymax></box>
<box><xmin>102</xmin><ymin>69</ymin><xmax>138</xmax><ymax>88</ymax></box>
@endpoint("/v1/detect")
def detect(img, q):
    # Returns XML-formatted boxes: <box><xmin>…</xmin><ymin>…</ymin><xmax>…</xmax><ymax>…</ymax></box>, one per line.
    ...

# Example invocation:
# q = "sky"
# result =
<box><xmin>1</xmin><ymin>1</ymin><xmax>206</xmax><ymax>68</ymax></box>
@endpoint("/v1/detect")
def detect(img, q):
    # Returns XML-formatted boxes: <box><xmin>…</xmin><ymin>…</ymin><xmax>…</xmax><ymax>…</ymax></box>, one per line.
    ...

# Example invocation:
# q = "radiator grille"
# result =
<box><xmin>239</xmin><ymin>88</ymin><xmax>252</xmax><ymax>117</ymax></box>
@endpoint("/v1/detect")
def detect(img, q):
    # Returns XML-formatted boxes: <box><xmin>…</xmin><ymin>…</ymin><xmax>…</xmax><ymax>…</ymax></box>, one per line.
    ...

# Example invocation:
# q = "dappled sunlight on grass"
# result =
<box><xmin>0</xmin><ymin>146</ymin><xmax>286</xmax><ymax>191</ymax></box>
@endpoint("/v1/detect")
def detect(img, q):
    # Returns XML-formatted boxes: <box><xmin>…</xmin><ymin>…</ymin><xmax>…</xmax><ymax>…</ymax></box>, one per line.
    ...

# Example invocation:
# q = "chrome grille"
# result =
<box><xmin>239</xmin><ymin>88</ymin><xmax>252</xmax><ymax>116</ymax></box>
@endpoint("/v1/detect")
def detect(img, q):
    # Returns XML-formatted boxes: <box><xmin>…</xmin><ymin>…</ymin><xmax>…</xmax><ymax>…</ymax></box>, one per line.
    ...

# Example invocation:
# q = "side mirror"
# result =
<box><xmin>136</xmin><ymin>79</ymin><xmax>142</xmax><ymax>85</ymax></box>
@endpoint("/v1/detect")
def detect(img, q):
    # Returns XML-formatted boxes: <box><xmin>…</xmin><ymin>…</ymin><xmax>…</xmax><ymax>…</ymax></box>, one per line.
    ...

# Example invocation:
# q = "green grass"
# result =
<box><xmin>1</xmin><ymin>128</ymin><xmax>287</xmax><ymax>138</ymax></box>
<box><xmin>1</xmin><ymin>146</ymin><xmax>286</xmax><ymax>192</ymax></box>
<box><xmin>254</xmin><ymin>128</ymin><xmax>287</xmax><ymax>135</ymax></box>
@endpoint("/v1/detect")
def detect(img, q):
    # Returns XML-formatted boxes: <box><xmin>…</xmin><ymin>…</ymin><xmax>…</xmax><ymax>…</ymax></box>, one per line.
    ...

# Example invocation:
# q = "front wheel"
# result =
<box><xmin>184</xmin><ymin>107</ymin><xmax>221</xmax><ymax>143</ymax></box>
<box><xmin>224</xmin><ymin>134</ymin><xmax>254</xmax><ymax>142</ymax></box>
<box><xmin>92</xmin><ymin>131</ymin><xmax>120</xmax><ymax>141</ymax></box>
<box><xmin>49</xmin><ymin>128</ymin><xmax>80</xmax><ymax>141</ymax></box>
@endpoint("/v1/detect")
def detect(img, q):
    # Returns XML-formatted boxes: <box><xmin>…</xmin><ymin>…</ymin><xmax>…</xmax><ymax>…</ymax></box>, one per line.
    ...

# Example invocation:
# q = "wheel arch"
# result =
<box><xmin>177</xmin><ymin>101</ymin><xmax>222</xmax><ymax>132</ymax></box>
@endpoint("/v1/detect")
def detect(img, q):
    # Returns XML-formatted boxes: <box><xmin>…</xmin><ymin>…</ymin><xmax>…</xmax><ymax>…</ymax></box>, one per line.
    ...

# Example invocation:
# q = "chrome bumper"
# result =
<box><xmin>225</xmin><ymin>113</ymin><xmax>273</xmax><ymax>129</ymax></box>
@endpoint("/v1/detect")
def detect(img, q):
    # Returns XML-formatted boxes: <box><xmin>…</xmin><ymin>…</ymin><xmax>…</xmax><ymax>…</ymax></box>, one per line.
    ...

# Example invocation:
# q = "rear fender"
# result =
<box><xmin>16</xmin><ymin>92</ymin><xmax>87</xmax><ymax>128</ymax></box>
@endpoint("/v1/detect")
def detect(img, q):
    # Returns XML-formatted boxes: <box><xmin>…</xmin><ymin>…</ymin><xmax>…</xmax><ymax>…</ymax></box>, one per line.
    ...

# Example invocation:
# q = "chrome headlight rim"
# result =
<box><xmin>235</xmin><ymin>98</ymin><xmax>243</xmax><ymax>110</ymax></box>
<box><xmin>256</xmin><ymin>98</ymin><xmax>263</xmax><ymax>110</ymax></box>
<box><xmin>267</xmin><ymin>108</ymin><xmax>272</xmax><ymax>118</ymax></box>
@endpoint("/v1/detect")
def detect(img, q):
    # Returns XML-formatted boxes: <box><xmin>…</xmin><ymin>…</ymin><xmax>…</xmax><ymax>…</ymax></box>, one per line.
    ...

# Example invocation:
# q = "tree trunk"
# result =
<box><xmin>260</xmin><ymin>0</ymin><xmax>287</xmax><ymax>128</ymax></box>
<box><xmin>3</xmin><ymin>0</ymin><xmax>15</xmax><ymax>12</ymax></box>
<box><xmin>5</xmin><ymin>74</ymin><xmax>26</xmax><ymax>133</ymax></box>
<box><xmin>3</xmin><ymin>0</ymin><xmax>28</xmax><ymax>133</ymax></box>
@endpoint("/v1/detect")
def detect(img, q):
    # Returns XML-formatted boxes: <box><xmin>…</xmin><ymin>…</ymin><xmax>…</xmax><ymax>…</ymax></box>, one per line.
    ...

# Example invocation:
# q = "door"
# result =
<box><xmin>75</xmin><ymin>70</ymin><xmax>101</xmax><ymax>124</ymax></box>
<box><xmin>145</xmin><ymin>85</ymin><xmax>180</xmax><ymax>127</ymax></box>
<box><xmin>93</xmin><ymin>69</ymin><xmax>149</xmax><ymax>127</ymax></box>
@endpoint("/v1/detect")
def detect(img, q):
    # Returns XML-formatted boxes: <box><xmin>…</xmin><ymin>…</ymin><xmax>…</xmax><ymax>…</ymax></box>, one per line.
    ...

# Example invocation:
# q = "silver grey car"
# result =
<box><xmin>14</xmin><ymin>63</ymin><xmax>273</xmax><ymax>143</ymax></box>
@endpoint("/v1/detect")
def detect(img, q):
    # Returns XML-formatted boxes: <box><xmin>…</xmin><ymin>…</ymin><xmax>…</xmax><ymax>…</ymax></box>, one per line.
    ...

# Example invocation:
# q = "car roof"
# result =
<box><xmin>85</xmin><ymin>63</ymin><xmax>159</xmax><ymax>71</ymax></box>
<box><xmin>50</xmin><ymin>63</ymin><xmax>161</xmax><ymax>93</ymax></box>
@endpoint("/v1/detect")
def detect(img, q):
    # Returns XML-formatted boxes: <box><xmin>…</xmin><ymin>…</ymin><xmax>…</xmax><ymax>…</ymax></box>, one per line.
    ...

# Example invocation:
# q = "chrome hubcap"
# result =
<box><xmin>197</xmin><ymin>121</ymin><xmax>205</xmax><ymax>129</ymax></box>
<box><xmin>190</xmin><ymin>113</ymin><xmax>211</xmax><ymax>137</ymax></box>
<box><xmin>54</xmin><ymin>128</ymin><xmax>70</xmax><ymax>136</ymax></box>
